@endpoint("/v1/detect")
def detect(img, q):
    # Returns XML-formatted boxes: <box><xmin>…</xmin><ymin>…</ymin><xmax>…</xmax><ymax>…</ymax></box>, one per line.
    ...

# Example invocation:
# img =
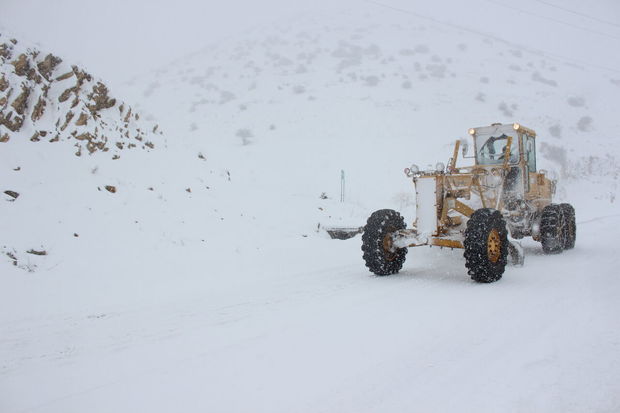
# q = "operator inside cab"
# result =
<box><xmin>476</xmin><ymin>133</ymin><xmax>519</xmax><ymax>165</ymax></box>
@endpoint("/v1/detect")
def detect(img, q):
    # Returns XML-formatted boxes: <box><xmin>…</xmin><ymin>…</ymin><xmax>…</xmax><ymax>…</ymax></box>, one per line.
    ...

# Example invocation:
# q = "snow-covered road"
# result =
<box><xmin>2</xmin><ymin>214</ymin><xmax>619</xmax><ymax>413</ymax></box>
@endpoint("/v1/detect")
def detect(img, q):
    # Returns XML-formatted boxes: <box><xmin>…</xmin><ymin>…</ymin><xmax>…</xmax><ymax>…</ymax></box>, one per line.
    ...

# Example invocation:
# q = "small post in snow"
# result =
<box><xmin>340</xmin><ymin>169</ymin><xmax>345</xmax><ymax>203</ymax></box>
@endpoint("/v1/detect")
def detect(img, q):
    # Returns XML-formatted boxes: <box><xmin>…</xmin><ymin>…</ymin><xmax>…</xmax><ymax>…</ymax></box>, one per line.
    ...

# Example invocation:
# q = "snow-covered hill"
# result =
<box><xmin>1</xmin><ymin>5</ymin><xmax>620</xmax><ymax>413</ymax></box>
<box><xmin>124</xmin><ymin>8</ymin><xmax>620</xmax><ymax>215</ymax></box>
<box><xmin>0</xmin><ymin>33</ymin><xmax>160</xmax><ymax>158</ymax></box>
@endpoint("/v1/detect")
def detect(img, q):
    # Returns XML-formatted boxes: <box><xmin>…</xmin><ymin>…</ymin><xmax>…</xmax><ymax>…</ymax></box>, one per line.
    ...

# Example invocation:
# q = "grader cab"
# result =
<box><xmin>361</xmin><ymin>123</ymin><xmax>576</xmax><ymax>282</ymax></box>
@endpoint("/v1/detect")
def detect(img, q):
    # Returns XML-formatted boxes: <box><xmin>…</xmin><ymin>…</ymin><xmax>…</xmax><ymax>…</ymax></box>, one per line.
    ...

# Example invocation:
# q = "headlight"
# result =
<box><xmin>513</xmin><ymin>123</ymin><xmax>520</xmax><ymax>130</ymax></box>
<box><xmin>468</xmin><ymin>128</ymin><xmax>476</xmax><ymax>135</ymax></box>
<box><xmin>435</xmin><ymin>162</ymin><xmax>445</xmax><ymax>172</ymax></box>
<box><xmin>409</xmin><ymin>164</ymin><xmax>419</xmax><ymax>174</ymax></box>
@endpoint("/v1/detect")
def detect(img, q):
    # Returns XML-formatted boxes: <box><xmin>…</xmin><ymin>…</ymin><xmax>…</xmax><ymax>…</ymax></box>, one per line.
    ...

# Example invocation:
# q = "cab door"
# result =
<box><xmin>523</xmin><ymin>133</ymin><xmax>538</xmax><ymax>198</ymax></box>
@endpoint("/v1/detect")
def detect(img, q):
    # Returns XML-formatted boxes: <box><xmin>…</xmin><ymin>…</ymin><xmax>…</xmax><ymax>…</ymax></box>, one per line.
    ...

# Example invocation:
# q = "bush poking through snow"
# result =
<box><xmin>235</xmin><ymin>128</ymin><xmax>253</xmax><ymax>146</ymax></box>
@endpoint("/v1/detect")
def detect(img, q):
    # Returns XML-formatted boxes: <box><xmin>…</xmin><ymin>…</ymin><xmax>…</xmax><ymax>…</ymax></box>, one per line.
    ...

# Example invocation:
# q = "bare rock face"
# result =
<box><xmin>75</xmin><ymin>112</ymin><xmax>89</xmax><ymax>126</ymax></box>
<box><xmin>11</xmin><ymin>84</ymin><xmax>30</xmax><ymax>115</ymax></box>
<box><xmin>31</xmin><ymin>96</ymin><xmax>46</xmax><ymax>121</ymax></box>
<box><xmin>0</xmin><ymin>73</ymin><xmax>8</xmax><ymax>91</ymax></box>
<box><xmin>87</xmin><ymin>82</ymin><xmax>116</xmax><ymax>113</ymax></box>
<box><xmin>37</xmin><ymin>54</ymin><xmax>62</xmax><ymax>81</ymax></box>
<box><xmin>11</xmin><ymin>53</ymin><xmax>31</xmax><ymax>77</ymax></box>
<box><xmin>0</xmin><ymin>43</ymin><xmax>12</xmax><ymax>59</ymax></box>
<box><xmin>0</xmin><ymin>33</ymin><xmax>162</xmax><ymax>156</ymax></box>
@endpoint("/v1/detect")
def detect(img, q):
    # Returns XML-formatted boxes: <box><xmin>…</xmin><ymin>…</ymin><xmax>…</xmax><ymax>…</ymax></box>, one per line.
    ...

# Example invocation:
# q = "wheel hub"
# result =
<box><xmin>487</xmin><ymin>229</ymin><xmax>501</xmax><ymax>263</ymax></box>
<box><xmin>382</xmin><ymin>229</ymin><xmax>398</xmax><ymax>261</ymax></box>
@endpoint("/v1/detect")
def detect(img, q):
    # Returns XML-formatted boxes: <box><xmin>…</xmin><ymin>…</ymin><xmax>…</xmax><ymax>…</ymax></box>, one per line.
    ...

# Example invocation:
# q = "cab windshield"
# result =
<box><xmin>475</xmin><ymin>133</ymin><xmax>519</xmax><ymax>165</ymax></box>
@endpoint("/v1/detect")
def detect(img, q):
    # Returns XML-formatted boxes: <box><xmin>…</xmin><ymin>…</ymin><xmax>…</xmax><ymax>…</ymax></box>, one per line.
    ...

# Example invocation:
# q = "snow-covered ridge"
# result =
<box><xmin>127</xmin><ymin>10</ymin><xmax>620</xmax><ymax>185</ymax></box>
<box><xmin>0</xmin><ymin>32</ymin><xmax>160</xmax><ymax>158</ymax></box>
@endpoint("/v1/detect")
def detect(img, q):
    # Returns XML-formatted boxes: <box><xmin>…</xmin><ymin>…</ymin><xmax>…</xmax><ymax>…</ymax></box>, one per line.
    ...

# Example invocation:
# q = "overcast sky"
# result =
<box><xmin>2</xmin><ymin>0</ymin><xmax>619</xmax><ymax>89</ymax></box>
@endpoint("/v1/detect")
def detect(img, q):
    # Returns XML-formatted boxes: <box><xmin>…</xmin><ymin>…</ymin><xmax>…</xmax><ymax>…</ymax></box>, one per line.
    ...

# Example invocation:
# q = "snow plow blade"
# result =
<box><xmin>325</xmin><ymin>226</ymin><xmax>365</xmax><ymax>240</ymax></box>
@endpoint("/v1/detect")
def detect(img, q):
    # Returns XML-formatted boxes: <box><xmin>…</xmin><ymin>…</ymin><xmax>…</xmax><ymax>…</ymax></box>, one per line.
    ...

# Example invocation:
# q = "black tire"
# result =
<box><xmin>361</xmin><ymin>209</ymin><xmax>407</xmax><ymax>275</ymax></box>
<box><xmin>464</xmin><ymin>208</ymin><xmax>508</xmax><ymax>283</ymax></box>
<box><xmin>540</xmin><ymin>204</ymin><xmax>566</xmax><ymax>254</ymax></box>
<box><xmin>560</xmin><ymin>203</ymin><xmax>576</xmax><ymax>249</ymax></box>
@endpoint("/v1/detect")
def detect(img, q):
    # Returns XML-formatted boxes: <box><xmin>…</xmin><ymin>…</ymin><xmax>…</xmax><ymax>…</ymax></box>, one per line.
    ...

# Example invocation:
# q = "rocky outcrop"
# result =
<box><xmin>0</xmin><ymin>33</ymin><xmax>160</xmax><ymax>158</ymax></box>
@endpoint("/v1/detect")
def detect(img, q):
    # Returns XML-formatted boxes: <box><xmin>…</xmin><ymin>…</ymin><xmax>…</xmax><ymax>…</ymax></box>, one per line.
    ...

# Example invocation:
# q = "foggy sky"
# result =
<box><xmin>2</xmin><ymin>0</ymin><xmax>619</xmax><ymax>90</ymax></box>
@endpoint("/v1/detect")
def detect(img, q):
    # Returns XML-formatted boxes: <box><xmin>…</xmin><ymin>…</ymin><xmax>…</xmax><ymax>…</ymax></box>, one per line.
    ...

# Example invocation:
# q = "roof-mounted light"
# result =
<box><xmin>513</xmin><ymin>123</ymin><xmax>520</xmax><ymax>130</ymax></box>
<box><xmin>468</xmin><ymin>128</ymin><xmax>475</xmax><ymax>135</ymax></box>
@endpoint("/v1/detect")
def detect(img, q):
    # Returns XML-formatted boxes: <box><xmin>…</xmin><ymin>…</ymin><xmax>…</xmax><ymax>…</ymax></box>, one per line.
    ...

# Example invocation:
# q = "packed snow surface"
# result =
<box><xmin>1</xmin><ymin>3</ymin><xmax>620</xmax><ymax>412</ymax></box>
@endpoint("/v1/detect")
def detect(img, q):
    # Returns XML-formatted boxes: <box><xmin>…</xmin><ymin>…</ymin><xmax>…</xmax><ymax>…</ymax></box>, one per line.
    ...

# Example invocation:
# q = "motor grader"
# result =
<box><xmin>362</xmin><ymin>122</ymin><xmax>576</xmax><ymax>282</ymax></box>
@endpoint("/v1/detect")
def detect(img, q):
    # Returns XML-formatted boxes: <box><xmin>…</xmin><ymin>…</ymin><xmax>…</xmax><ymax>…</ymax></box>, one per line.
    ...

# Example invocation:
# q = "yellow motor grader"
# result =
<box><xmin>361</xmin><ymin>122</ymin><xmax>576</xmax><ymax>282</ymax></box>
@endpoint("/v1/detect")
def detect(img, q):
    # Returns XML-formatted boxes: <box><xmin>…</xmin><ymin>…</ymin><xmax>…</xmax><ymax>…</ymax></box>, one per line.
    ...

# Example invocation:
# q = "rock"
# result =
<box><xmin>55</xmin><ymin>71</ymin><xmax>73</xmax><ymax>81</ymax></box>
<box><xmin>87</xmin><ymin>82</ymin><xmax>116</xmax><ymax>113</ymax></box>
<box><xmin>58</xmin><ymin>86</ymin><xmax>77</xmax><ymax>102</ymax></box>
<box><xmin>0</xmin><ymin>134</ymin><xmax>8</xmax><ymax>143</ymax></box>
<box><xmin>37</xmin><ymin>54</ymin><xmax>62</xmax><ymax>81</ymax></box>
<box><xmin>105</xmin><ymin>185</ymin><xmax>116</xmax><ymax>193</ymax></box>
<box><xmin>0</xmin><ymin>74</ymin><xmax>8</xmax><ymax>91</ymax></box>
<box><xmin>11</xmin><ymin>85</ymin><xmax>31</xmax><ymax>115</ymax></box>
<box><xmin>5</xmin><ymin>251</ymin><xmax>18</xmax><ymax>266</ymax></box>
<box><xmin>74</xmin><ymin>132</ymin><xmax>91</xmax><ymax>141</ymax></box>
<box><xmin>11</xmin><ymin>53</ymin><xmax>30</xmax><ymax>76</ymax></box>
<box><xmin>75</xmin><ymin>112</ymin><xmax>89</xmax><ymax>126</ymax></box>
<box><xmin>4</xmin><ymin>190</ymin><xmax>19</xmax><ymax>199</ymax></box>
<box><xmin>26</xmin><ymin>249</ymin><xmax>47</xmax><ymax>256</ymax></box>
<box><xmin>73</xmin><ymin>67</ymin><xmax>93</xmax><ymax>85</ymax></box>
<box><xmin>86</xmin><ymin>139</ymin><xmax>107</xmax><ymax>154</ymax></box>
<box><xmin>31</xmin><ymin>96</ymin><xmax>46</xmax><ymax>121</ymax></box>
<box><xmin>60</xmin><ymin>111</ymin><xmax>74</xmax><ymax>131</ymax></box>
<box><xmin>0</xmin><ymin>43</ymin><xmax>12</xmax><ymax>59</ymax></box>
<box><xmin>0</xmin><ymin>111</ymin><xmax>25</xmax><ymax>132</ymax></box>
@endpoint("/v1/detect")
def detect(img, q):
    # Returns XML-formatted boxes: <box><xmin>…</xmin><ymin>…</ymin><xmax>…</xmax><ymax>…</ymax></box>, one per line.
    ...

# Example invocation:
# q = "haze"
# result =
<box><xmin>2</xmin><ymin>0</ymin><xmax>619</xmax><ymax>90</ymax></box>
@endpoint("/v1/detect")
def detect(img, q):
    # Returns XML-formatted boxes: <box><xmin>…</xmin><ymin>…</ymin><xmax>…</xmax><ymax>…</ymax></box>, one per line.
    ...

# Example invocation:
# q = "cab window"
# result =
<box><xmin>524</xmin><ymin>134</ymin><xmax>536</xmax><ymax>172</ymax></box>
<box><xmin>475</xmin><ymin>133</ymin><xmax>519</xmax><ymax>165</ymax></box>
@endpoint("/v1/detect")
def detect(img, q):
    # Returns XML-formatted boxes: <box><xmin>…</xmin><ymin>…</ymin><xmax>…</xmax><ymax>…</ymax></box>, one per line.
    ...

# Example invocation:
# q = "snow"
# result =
<box><xmin>2</xmin><ymin>2</ymin><xmax>620</xmax><ymax>412</ymax></box>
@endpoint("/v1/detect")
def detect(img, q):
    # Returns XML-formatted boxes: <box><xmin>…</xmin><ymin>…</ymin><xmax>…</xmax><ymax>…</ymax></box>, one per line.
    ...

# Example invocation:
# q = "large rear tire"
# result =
<box><xmin>540</xmin><ymin>204</ymin><xmax>566</xmax><ymax>254</ymax></box>
<box><xmin>560</xmin><ymin>203</ymin><xmax>576</xmax><ymax>249</ymax></box>
<box><xmin>464</xmin><ymin>208</ymin><xmax>508</xmax><ymax>283</ymax></box>
<box><xmin>361</xmin><ymin>209</ymin><xmax>407</xmax><ymax>276</ymax></box>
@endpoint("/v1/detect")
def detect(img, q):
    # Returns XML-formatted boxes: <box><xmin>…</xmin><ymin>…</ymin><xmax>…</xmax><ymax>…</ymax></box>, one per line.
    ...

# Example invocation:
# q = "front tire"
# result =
<box><xmin>464</xmin><ymin>208</ymin><xmax>508</xmax><ymax>283</ymax></box>
<box><xmin>361</xmin><ymin>209</ymin><xmax>407</xmax><ymax>275</ymax></box>
<box><xmin>560</xmin><ymin>203</ymin><xmax>576</xmax><ymax>249</ymax></box>
<box><xmin>540</xmin><ymin>204</ymin><xmax>566</xmax><ymax>254</ymax></box>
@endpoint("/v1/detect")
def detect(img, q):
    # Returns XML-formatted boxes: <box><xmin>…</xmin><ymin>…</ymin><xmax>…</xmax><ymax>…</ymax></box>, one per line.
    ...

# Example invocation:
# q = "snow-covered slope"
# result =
<box><xmin>1</xmin><ymin>6</ymin><xmax>620</xmax><ymax>413</ymax></box>
<box><xmin>125</xmin><ymin>9</ymin><xmax>620</xmax><ymax>208</ymax></box>
<box><xmin>0</xmin><ymin>33</ymin><xmax>159</xmax><ymax>158</ymax></box>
